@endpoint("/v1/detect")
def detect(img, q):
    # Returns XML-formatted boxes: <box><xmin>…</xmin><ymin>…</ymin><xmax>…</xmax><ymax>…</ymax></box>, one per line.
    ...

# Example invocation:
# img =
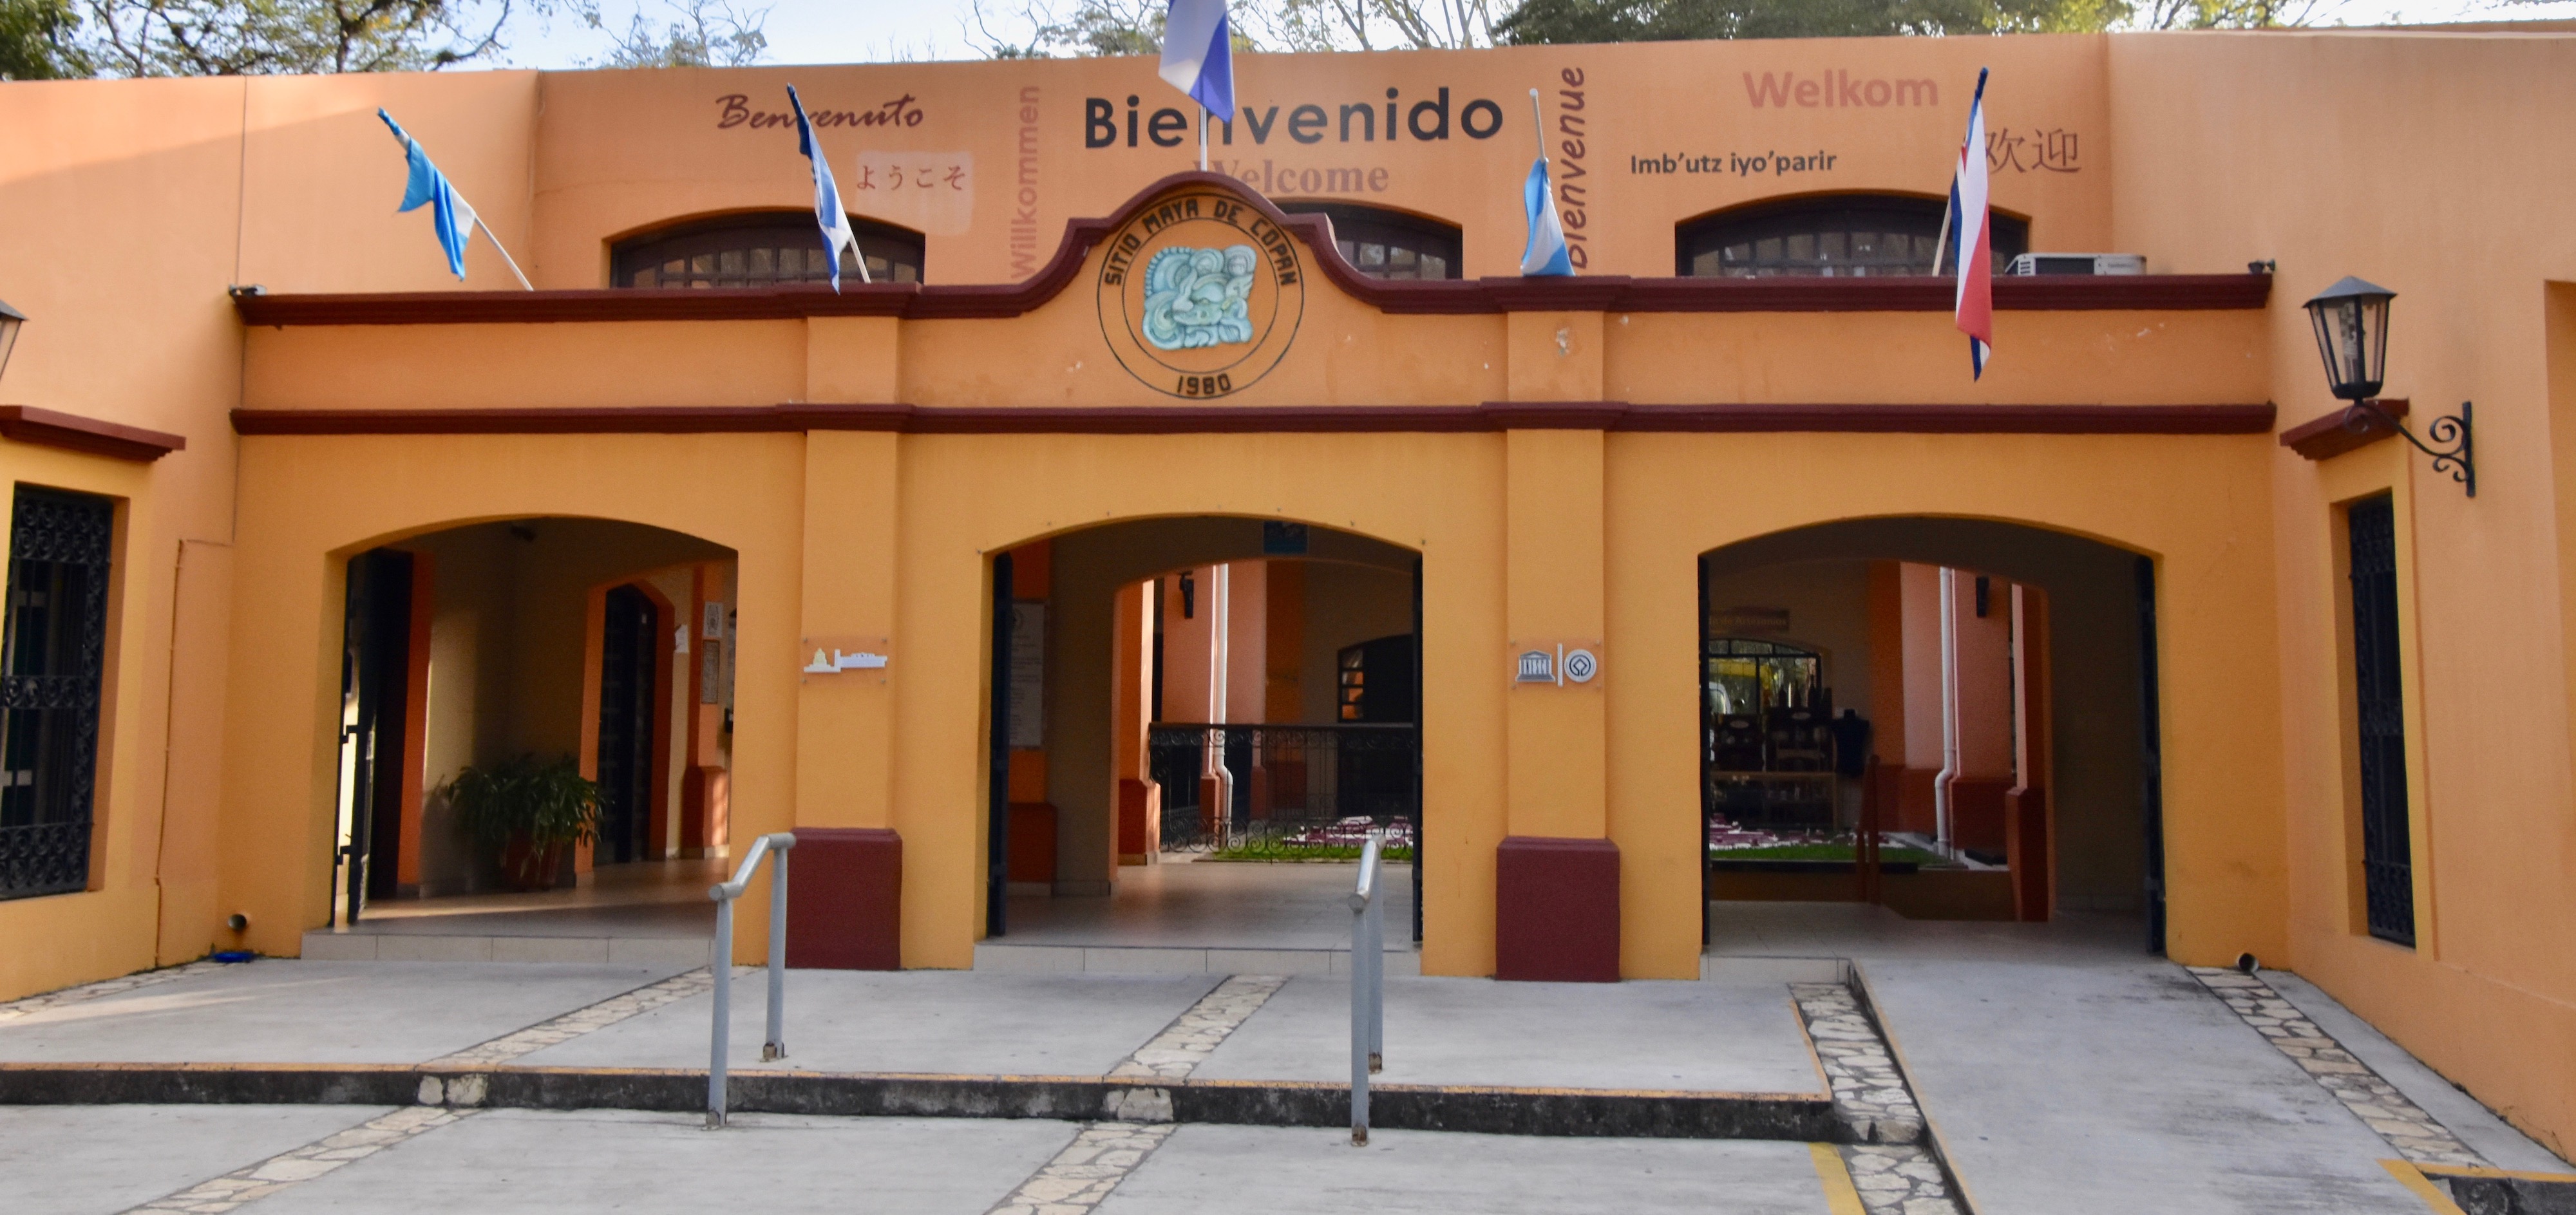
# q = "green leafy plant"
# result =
<box><xmin>446</xmin><ymin>754</ymin><xmax>600</xmax><ymax>890</ymax></box>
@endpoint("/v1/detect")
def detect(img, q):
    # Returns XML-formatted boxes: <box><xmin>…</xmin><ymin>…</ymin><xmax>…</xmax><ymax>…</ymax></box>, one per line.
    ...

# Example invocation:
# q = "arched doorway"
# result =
<box><xmin>1696</xmin><ymin>517</ymin><xmax>2163</xmax><ymax>952</ymax></box>
<box><xmin>317</xmin><ymin>516</ymin><xmax>737</xmax><ymax>963</ymax></box>
<box><xmin>978</xmin><ymin>516</ymin><xmax>1423</xmax><ymax>970</ymax></box>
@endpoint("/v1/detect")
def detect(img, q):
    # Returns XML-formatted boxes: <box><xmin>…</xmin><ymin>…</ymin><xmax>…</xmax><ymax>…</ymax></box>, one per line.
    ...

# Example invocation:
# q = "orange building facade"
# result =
<box><xmin>1</xmin><ymin>28</ymin><xmax>2572</xmax><ymax>1154</ymax></box>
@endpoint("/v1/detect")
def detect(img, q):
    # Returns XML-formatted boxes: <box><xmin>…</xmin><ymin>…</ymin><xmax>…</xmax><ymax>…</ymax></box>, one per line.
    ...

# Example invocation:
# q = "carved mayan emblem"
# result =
<box><xmin>1140</xmin><ymin>245</ymin><xmax>1258</xmax><ymax>351</ymax></box>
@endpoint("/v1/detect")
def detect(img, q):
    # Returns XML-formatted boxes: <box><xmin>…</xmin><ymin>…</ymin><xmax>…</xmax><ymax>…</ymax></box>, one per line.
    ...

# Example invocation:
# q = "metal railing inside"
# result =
<box><xmin>1148</xmin><ymin>722</ymin><xmax>1417</xmax><ymax>856</ymax></box>
<box><xmin>706</xmin><ymin>831</ymin><xmax>793</xmax><ymax>1129</ymax></box>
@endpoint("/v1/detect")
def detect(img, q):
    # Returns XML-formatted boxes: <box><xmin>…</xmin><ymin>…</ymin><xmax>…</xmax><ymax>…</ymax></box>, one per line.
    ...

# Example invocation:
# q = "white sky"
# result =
<box><xmin>482</xmin><ymin>0</ymin><xmax>2576</xmax><ymax>71</ymax></box>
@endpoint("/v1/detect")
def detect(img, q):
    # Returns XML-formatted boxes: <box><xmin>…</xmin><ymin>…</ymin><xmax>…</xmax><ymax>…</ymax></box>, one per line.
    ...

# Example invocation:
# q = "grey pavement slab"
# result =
<box><xmin>0</xmin><ymin>959</ymin><xmax>688</xmax><ymax>1064</ymax></box>
<box><xmin>1103</xmin><ymin>1125</ymin><xmax>1834</xmax><ymax>1215</ymax></box>
<box><xmin>516</xmin><ymin>970</ymin><xmax>1222</xmax><ymax>1076</ymax></box>
<box><xmin>1709</xmin><ymin>902</ymin><xmax>2437</xmax><ymax>1214</ymax></box>
<box><xmin>2266</xmin><ymin>969</ymin><xmax>2572</xmax><ymax>1173</ymax></box>
<box><xmin>1005</xmin><ymin>858</ymin><xmax>1414</xmax><ymax>950</ymax></box>
<box><xmin>0</xmin><ymin>1104</ymin><xmax>392</xmax><ymax>1215</ymax></box>
<box><xmin>1193</xmin><ymin>974</ymin><xmax>1822</xmax><ymax>1093</ymax></box>
<box><xmin>246</xmin><ymin>1109</ymin><xmax>1074</xmax><ymax>1214</ymax></box>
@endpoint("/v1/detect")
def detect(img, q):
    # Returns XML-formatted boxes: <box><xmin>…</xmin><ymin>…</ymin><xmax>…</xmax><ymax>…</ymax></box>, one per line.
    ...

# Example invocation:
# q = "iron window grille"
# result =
<box><xmin>611</xmin><ymin>212</ymin><xmax>926</xmax><ymax>288</ymax></box>
<box><xmin>2346</xmin><ymin>495</ymin><xmax>2415</xmax><ymax>947</ymax></box>
<box><xmin>1677</xmin><ymin>195</ymin><xmax>2029</xmax><ymax>279</ymax></box>
<box><xmin>1278</xmin><ymin>203</ymin><xmax>1463</xmax><ymax>281</ymax></box>
<box><xmin>0</xmin><ymin>486</ymin><xmax>114</xmax><ymax>901</ymax></box>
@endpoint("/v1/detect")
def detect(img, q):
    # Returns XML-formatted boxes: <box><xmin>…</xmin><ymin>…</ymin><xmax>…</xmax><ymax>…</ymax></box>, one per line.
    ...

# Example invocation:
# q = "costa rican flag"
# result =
<box><xmin>786</xmin><ymin>85</ymin><xmax>867</xmax><ymax>290</ymax></box>
<box><xmin>1947</xmin><ymin>68</ymin><xmax>1993</xmax><ymax>379</ymax></box>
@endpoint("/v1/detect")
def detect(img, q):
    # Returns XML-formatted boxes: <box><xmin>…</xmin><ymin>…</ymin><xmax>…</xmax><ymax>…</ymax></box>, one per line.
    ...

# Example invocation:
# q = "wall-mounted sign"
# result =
<box><xmin>1096</xmin><ymin>189</ymin><xmax>1305</xmax><ymax>401</ymax></box>
<box><xmin>1513</xmin><ymin>643</ymin><xmax>1603</xmax><ymax>688</ymax></box>
<box><xmin>800</xmin><ymin>635</ymin><xmax>892</xmax><ymax>683</ymax></box>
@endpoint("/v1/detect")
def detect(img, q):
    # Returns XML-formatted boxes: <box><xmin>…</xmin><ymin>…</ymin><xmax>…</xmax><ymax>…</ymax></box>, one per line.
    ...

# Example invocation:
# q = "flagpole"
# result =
<box><xmin>475</xmin><ymin>218</ymin><xmax>536</xmax><ymax>291</ymax></box>
<box><xmin>1528</xmin><ymin>88</ymin><xmax>1546</xmax><ymax>163</ymax></box>
<box><xmin>1198</xmin><ymin>109</ymin><xmax>1208</xmax><ymax>172</ymax></box>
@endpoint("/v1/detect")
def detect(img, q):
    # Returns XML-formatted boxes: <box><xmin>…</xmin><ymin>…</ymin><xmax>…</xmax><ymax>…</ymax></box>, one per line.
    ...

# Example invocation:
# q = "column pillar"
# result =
<box><xmin>1495</xmin><ymin>309</ymin><xmax>1618</xmax><ymax>981</ymax></box>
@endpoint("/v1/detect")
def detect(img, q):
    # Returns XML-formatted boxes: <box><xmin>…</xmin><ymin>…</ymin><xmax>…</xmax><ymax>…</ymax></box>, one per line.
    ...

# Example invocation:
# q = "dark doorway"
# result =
<box><xmin>337</xmin><ymin>548</ymin><xmax>415</xmax><ymax>920</ymax></box>
<box><xmin>2137</xmin><ymin>556</ymin><xmax>2168</xmax><ymax>956</ymax></box>
<box><xmin>0</xmin><ymin>487</ymin><xmax>115</xmax><ymax>902</ymax></box>
<box><xmin>595</xmin><ymin>584</ymin><xmax>659</xmax><ymax>866</ymax></box>
<box><xmin>2345</xmin><ymin>496</ymin><xmax>2413</xmax><ymax>948</ymax></box>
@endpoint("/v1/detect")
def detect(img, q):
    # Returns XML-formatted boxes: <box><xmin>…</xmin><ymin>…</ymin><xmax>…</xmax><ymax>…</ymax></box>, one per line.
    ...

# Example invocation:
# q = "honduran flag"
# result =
<box><xmin>377</xmin><ymin>109</ymin><xmax>479</xmax><ymax>280</ymax></box>
<box><xmin>1947</xmin><ymin>68</ymin><xmax>1994</xmax><ymax>379</ymax></box>
<box><xmin>1159</xmin><ymin>0</ymin><xmax>1233</xmax><ymax>119</ymax></box>
<box><xmin>786</xmin><ymin>85</ymin><xmax>867</xmax><ymax>290</ymax></box>
<box><xmin>1519</xmin><ymin>90</ymin><xmax>1574</xmax><ymax>276</ymax></box>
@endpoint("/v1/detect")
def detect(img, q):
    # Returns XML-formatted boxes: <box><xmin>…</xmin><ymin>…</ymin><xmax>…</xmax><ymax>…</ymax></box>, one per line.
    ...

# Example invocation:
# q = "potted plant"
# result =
<box><xmin>447</xmin><ymin>755</ymin><xmax>601</xmax><ymax>892</ymax></box>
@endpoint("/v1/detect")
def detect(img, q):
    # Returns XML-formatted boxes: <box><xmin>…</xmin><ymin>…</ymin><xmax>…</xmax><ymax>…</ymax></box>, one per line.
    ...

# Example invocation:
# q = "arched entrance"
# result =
<box><xmin>1696</xmin><ymin>517</ymin><xmax>2163</xmax><ymax>952</ymax></box>
<box><xmin>976</xmin><ymin>516</ymin><xmax>1422</xmax><ymax>971</ymax></box>
<box><xmin>315</xmin><ymin>516</ymin><xmax>739</xmax><ymax>962</ymax></box>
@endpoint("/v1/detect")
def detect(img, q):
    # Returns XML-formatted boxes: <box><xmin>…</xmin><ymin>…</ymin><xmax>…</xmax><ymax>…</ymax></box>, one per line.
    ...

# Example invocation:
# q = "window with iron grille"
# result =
<box><xmin>0</xmin><ymin>486</ymin><xmax>114</xmax><ymax>901</ymax></box>
<box><xmin>2346</xmin><ymin>494</ymin><xmax>2414</xmax><ymax>947</ymax></box>
<box><xmin>611</xmin><ymin>212</ymin><xmax>925</xmax><ymax>287</ymax></box>
<box><xmin>1677</xmin><ymin>195</ymin><xmax>2029</xmax><ymax>279</ymax></box>
<box><xmin>1278</xmin><ymin>203</ymin><xmax>1461</xmax><ymax>281</ymax></box>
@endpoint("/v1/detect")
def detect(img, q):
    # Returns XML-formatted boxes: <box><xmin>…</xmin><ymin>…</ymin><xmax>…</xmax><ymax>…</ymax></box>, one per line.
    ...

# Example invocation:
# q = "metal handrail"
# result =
<box><xmin>1347</xmin><ymin>831</ymin><xmax>1385</xmax><ymax>1145</ymax></box>
<box><xmin>706</xmin><ymin>831</ymin><xmax>794</xmax><ymax>1129</ymax></box>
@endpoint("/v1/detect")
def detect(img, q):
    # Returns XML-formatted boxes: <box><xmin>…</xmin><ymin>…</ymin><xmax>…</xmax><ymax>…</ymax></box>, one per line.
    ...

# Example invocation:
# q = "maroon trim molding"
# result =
<box><xmin>234</xmin><ymin>401</ymin><xmax>2275</xmax><ymax>438</ymax></box>
<box><xmin>232</xmin><ymin>173</ymin><xmax>2272</xmax><ymax>328</ymax></box>
<box><xmin>0</xmin><ymin>406</ymin><xmax>187</xmax><ymax>462</ymax></box>
<box><xmin>2281</xmin><ymin>399</ymin><xmax>2406</xmax><ymax>460</ymax></box>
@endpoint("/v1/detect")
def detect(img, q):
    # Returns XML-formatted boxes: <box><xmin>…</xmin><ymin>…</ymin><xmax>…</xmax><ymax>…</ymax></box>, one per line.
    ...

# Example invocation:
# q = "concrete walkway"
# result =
<box><xmin>1709</xmin><ymin>900</ymin><xmax>2570</xmax><ymax>1214</ymax></box>
<box><xmin>982</xmin><ymin>858</ymin><xmax>1417</xmax><ymax>975</ymax></box>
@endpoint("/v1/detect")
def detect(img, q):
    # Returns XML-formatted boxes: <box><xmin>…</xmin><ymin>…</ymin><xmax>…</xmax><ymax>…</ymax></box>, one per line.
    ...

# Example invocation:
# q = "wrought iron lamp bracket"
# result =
<box><xmin>2344</xmin><ymin>399</ymin><xmax>2474</xmax><ymax>498</ymax></box>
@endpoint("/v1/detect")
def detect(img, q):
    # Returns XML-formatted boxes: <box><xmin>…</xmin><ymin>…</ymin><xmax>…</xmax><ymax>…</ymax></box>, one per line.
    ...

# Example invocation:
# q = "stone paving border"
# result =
<box><xmin>427</xmin><ymin>966</ymin><xmax>714</xmax><ymax>1068</ymax></box>
<box><xmin>119</xmin><ymin>1106</ymin><xmax>473</xmax><ymax>1214</ymax></box>
<box><xmin>1791</xmin><ymin>981</ymin><xmax>1962</xmax><ymax>1215</ymax></box>
<box><xmin>0</xmin><ymin>959</ymin><xmax>232</xmax><ymax>1024</ymax></box>
<box><xmin>1108</xmin><ymin>974</ymin><xmax>1287</xmax><ymax>1082</ymax></box>
<box><xmin>985</xmin><ymin>1122</ymin><xmax>1179</xmax><ymax>1215</ymax></box>
<box><xmin>2188</xmin><ymin>966</ymin><xmax>2486</xmax><ymax>1169</ymax></box>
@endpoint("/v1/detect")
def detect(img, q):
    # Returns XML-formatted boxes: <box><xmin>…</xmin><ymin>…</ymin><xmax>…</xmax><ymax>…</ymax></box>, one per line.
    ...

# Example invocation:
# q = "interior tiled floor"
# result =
<box><xmin>1000</xmin><ymin>855</ymin><xmax>1416</xmax><ymax>950</ymax></box>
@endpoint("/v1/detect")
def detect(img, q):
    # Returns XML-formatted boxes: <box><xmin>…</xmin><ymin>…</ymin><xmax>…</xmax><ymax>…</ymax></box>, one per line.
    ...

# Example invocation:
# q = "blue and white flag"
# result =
<box><xmin>1519</xmin><ymin>90</ymin><xmax>1574</xmax><ymax>278</ymax></box>
<box><xmin>378</xmin><ymin>109</ymin><xmax>479</xmax><ymax>280</ymax></box>
<box><xmin>786</xmin><ymin>85</ymin><xmax>867</xmax><ymax>290</ymax></box>
<box><xmin>1159</xmin><ymin>0</ymin><xmax>1233</xmax><ymax>119</ymax></box>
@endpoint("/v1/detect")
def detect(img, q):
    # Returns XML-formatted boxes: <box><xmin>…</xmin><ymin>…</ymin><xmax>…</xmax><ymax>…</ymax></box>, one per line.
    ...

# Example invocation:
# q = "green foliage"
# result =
<box><xmin>1206</xmin><ymin>839</ymin><xmax>1417</xmax><ymax>862</ymax></box>
<box><xmin>1708</xmin><ymin>842</ymin><xmax>1946</xmax><ymax>864</ymax></box>
<box><xmin>1497</xmin><ymin>0</ymin><xmax>2126</xmax><ymax>43</ymax></box>
<box><xmin>577</xmin><ymin>0</ymin><xmax>764</xmax><ymax>68</ymax></box>
<box><xmin>1</xmin><ymin>0</ymin><xmax>90</xmax><ymax>79</ymax></box>
<box><xmin>446</xmin><ymin>754</ymin><xmax>601</xmax><ymax>849</ymax></box>
<box><xmin>77</xmin><ymin>0</ymin><xmax>518</xmax><ymax>76</ymax></box>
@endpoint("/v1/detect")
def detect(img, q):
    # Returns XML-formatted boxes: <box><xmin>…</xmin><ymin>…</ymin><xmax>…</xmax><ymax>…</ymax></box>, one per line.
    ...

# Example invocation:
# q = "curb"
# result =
<box><xmin>0</xmin><ymin>1062</ymin><xmax>1842</xmax><ymax>1142</ymax></box>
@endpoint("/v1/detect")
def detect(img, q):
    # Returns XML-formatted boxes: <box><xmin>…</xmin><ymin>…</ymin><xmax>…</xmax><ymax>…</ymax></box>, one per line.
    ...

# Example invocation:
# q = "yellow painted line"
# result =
<box><xmin>2383</xmin><ymin>1159</ymin><xmax>2469</xmax><ymax>1215</ymax></box>
<box><xmin>1810</xmin><ymin>1142</ymin><xmax>1868</xmax><ymax>1215</ymax></box>
<box><xmin>2416</xmin><ymin>1161</ymin><xmax>2576</xmax><ymax>1184</ymax></box>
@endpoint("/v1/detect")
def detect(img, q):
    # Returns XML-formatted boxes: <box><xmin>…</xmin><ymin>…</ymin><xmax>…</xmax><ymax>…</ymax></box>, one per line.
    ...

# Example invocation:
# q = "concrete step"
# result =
<box><xmin>301</xmin><ymin>929</ymin><xmax>708</xmax><ymax>966</ymax></box>
<box><xmin>974</xmin><ymin>942</ymin><xmax>1423</xmax><ymax>977</ymax></box>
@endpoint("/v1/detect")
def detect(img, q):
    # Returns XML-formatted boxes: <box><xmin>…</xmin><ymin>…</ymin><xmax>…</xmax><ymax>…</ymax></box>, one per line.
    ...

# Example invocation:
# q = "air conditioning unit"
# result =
<box><xmin>2007</xmin><ymin>253</ymin><xmax>2145</xmax><ymax>276</ymax></box>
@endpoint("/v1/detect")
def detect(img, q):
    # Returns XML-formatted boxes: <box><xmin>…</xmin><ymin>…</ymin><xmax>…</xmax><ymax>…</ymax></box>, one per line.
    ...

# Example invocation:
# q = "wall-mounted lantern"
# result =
<box><xmin>2303</xmin><ymin>276</ymin><xmax>2474</xmax><ymax>497</ymax></box>
<box><xmin>0</xmin><ymin>298</ymin><xmax>23</xmax><ymax>386</ymax></box>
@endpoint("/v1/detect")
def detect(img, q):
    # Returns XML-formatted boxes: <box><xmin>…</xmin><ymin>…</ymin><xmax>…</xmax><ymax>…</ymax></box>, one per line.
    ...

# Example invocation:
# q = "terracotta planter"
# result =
<box><xmin>498</xmin><ymin>835</ymin><xmax>571</xmax><ymax>892</ymax></box>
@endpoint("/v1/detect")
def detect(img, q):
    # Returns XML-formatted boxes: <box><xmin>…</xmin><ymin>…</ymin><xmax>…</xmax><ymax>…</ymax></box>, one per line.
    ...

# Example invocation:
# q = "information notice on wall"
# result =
<box><xmin>1009</xmin><ymin>602</ymin><xmax>1046</xmax><ymax>749</ymax></box>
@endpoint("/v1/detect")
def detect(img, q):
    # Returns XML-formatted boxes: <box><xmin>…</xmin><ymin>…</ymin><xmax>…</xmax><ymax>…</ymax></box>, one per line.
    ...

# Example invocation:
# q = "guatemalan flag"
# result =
<box><xmin>378</xmin><ymin>109</ymin><xmax>479</xmax><ymax>279</ymax></box>
<box><xmin>1947</xmin><ymin>68</ymin><xmax>1994</xmax><ymax>379</ymax></box>
<box><xmin>1520</xmin><ymin>91</ymin><xmax>1575</xmax><ymax>278</ymax></box>
<box><xmin>786</xmin><ymin>85</ymin><xmax>867</xmax><ymax>290</ymax></box>
<box><xmin>1159</xmin><ymin>0</ymin><xmax>1233</xmax><ymax>119</ymax></box>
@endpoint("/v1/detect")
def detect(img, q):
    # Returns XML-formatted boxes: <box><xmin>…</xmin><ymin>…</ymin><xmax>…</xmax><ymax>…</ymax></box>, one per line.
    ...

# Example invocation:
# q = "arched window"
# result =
<box><xmin>1676</xmin><ymin>195</ymin><xmax>2029</xmax><ymax>279</ymax></box>
<box><xmin>1278</xmin><ymin>202</ymin><xmax>1462</xmax><ymax>281</ymax></box>
<box><xmin>611</xmin><ymin>212</ymin><xmax>925</xmax><ymax>288</ymax></box>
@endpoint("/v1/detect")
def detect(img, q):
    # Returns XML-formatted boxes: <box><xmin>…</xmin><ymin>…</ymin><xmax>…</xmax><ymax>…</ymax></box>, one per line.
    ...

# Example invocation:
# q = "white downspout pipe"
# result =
<box><xmin>1934</xmin><ymin>567</ymin><xmax>1962</xmax><ymax>858</ymax></box>
<box><xmin>1206</xmin><ymin>565</ymin><xmax>1233</xmax><ymax>842</ymax></box>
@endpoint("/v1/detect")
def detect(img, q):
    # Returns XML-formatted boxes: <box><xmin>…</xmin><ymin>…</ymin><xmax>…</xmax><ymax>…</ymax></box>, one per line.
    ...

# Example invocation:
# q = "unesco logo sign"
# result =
<box><xmin>1096</xmin><ymin>190</ymin><xmax>1305</xmax><ymax>400</ymax></box>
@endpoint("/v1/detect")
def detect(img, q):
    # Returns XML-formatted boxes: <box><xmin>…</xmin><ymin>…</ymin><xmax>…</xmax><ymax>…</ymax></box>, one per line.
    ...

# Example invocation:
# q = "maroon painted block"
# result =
<box><xmin>1495</xmin><ymin>835</ymin><xmax>1621</xmax><ymax>983</ymax></box>
<box><xmin>784</xmin><ymin>827</ymin><xmax>902</xmax><ymax>970</ymax></box>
